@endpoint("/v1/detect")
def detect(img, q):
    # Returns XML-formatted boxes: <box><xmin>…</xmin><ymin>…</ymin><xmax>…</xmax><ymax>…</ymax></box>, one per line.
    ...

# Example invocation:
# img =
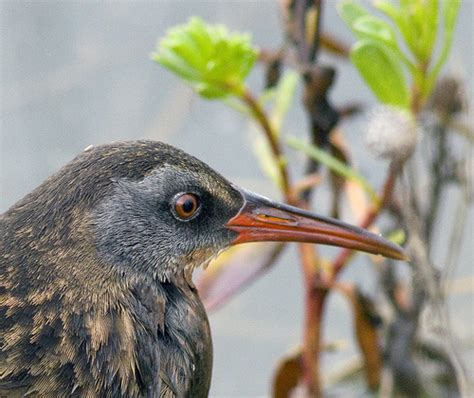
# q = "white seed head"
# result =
<box><xmin>365</xmin><ymin>105</ymin><xmax>418</xmax><ymax>161</ymax></box>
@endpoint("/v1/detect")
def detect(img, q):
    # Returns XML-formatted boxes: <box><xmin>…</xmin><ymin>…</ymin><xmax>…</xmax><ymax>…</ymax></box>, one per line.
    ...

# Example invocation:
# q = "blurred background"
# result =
<box><xmin>1</xmin><ymin>1</ymin><xmax>472</xmax><ymax>396</ymax></box>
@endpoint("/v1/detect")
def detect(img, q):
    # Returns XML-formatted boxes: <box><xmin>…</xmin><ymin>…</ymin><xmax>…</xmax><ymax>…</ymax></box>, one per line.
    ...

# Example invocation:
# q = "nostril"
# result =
<box><xmin>255</xmin><ymin>212</ymin><xmax>297</xmax><ymax>225</ymax></box>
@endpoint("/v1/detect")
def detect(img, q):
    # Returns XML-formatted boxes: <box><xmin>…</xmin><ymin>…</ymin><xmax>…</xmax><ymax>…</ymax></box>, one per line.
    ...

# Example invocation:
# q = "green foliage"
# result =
<box><xmin>287</xmin><ymin>136</ymin><xmax>378</xmax><ymax>203</ymax></box>
<box><xmin>375</xmin><ymin>0</ymin><xmax>439</xmax><ymax>63</ymax></box>
<box><xmin>427</xmin><ymin>0</ymin><xmax>462</xmax><ymax>94</ymax></box>
<box><xmin>351</xmin><ymin>40</ymin><xmax>410</xmax><ymax>107</ymax></box>
<box><xmin>353</xmin><ymin>15</ymin><xmax>397</xmax><ymax>48</ymax></box>
<box><xmin>269</xmin><ymin>71</ymin><xmax>299</xmax><ymax>135</ymax></box>
<box><xmin>387</xmin><ymin>229</ymin><xmax>406</xmax><ymax>245</ymax></box>
<box><xmin>339</xmin><ymin>0</ymin><xmax>461</xmax><ymax>108</ymax></box>
<box><xmin>338</xmin><ymin>1</ymin><xmax>369</xmax><ymax>27</ymax></box>
<box><xmin>340</xmin><ymin>2</ymin><xmax>398</xmax><ymax>50</ymax></box>
<box><xmin>254</xmin><ymin>133</ymin><xmax>284</xmax><ymax>189</ymax></box>
<box><xmin>339</xmin><ymin>1</ymin><xmax>410</xmax><ymax>108</ymax></box>
<box><xmin>153</xmin><ymin>17</ymin><xmax>258</xmax><ymax>99</ymax></box>
<box><xmin>253</xmin><ymin>72</ymin><xmax>299</xmax><ymax>189</ymax></box>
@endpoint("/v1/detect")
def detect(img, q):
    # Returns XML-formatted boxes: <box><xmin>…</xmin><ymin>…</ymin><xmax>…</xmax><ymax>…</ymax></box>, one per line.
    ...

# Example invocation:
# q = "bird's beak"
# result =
<box><xmin>225</xmin><ymin>189</ymin><xmax>407</xmax><ymax>261</ymax></box>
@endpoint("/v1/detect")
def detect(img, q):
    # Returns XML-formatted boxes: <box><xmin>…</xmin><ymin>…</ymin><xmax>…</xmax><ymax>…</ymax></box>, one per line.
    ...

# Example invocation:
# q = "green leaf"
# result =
<box><xmin>401</xmin><ymin>1</ymin><xmax>426</xmax><ymax>59</ymax></box>
<box><xmin>287</xmin><ymin>136</ymin><xmax>378</xmax><ymax>202</ymax></box>
<box><xmin>270</xmin><ymin>71</ymin><xmax>299</xmax><ymax>136</ymax></box>
<box><xmin>253</xmin><ymin>131</ymin><xmax>283</xmax><ymax>189</ymax></box>
<box><xmin>222</xmin><ymin>97</ymin><xmax>252</xmax><ymax>116</ymax></box>
<box><xmin>342</xmin><ymin>1</ymin><xmax>416</xmax><ymax>74</ymax></box>
<box><xmin>153</xmin><ymin>17</ymin><xmax>258</xmax><ymax>99</ymax></box>
<box><xmin>352</xmin><ymin>15</ymin><xmax>397</xmax><ymax>48</ymax></box>
<box><xmin>420</xmin><ymin>0</ymin><xmax>439</xmax><ymax>62</ymax></box>
<box><xmin>350</xmin><ymin>40</ymin><xmax>410</xmax><ymax>108</ymax></box>
<box><xmin>444</xmin><ymin>0</ymin><xmax>461</xmax><ymax>32</ymax></box>
<box><xmin>387</xmin><ymin>229</ymin><xmax>406</xmax><ymax>245</ymax></box>
<box><xmin>426</xmin><ymin>0</ymin><xmax>461</xmax><ymax>96</ymax></box>
<box><xmin>374</xmin><ymin>0</ymin><xmax>420</xmax><ymax>60</ymax></box>
<box><xmin>338</xmin><ymin>1</ymin><xmax>370</xmax><ymax>29</ymax></box>
<box><xmin>374</xmin><ymin>0</ymin><xmax>400</xmax><ymax>24</ymax></box>
<box><xmin>258</xmin><ymin>88</ymin><xmax>276</xmax><ymax>107</ymax></box>
<box><xmin>402</xmin><ymin>0</ymin><xmax>439</xmax><ymax>63</ymax></box>
<box><xmin>377</xmin><ymin>0</ymin><xmax>439</xmax><ymax>64</ymax></box>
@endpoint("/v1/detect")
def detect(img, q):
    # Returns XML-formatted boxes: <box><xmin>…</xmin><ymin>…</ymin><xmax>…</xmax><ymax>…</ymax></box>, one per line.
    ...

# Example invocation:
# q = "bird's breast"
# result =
<box><xmin>159</xmin><ymin>282</ymin><xmax>213</xmax><ymax>397</ymax></box>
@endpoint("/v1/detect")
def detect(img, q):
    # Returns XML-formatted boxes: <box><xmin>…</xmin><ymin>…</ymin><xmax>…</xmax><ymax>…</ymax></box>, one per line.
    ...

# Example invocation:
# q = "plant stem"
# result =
<box><xmin>300</xmin><ymin>263</ymin><xmax>325</xmax><ymax>396</ymax></box>
<box><xmin>331</xmin><ymin>162</ymin><xmax>398</xmax><ymax>278</ymax></box>
<box><xmin>299</xmin><ymin>162</ymin><xmax>399</xmax><ymax>397</ymax></box>
<box><xmin>425</xmin><ymin>120</ymin><xmax>448</xmax><ymax>243</ymax></box>
<box><xmin>241</xmin><ymin>86</ymin><xmax>325</xmax><ymax>395</ymax></box>
<box><xmin>241</xmin><ymin>88</ymin><xmax>292</xmax><ymax>200</ymax></box>
<box><xmin>309</xmin><ymin>0</ymin><xmax>323</xmax><ymax>63</ymax></box>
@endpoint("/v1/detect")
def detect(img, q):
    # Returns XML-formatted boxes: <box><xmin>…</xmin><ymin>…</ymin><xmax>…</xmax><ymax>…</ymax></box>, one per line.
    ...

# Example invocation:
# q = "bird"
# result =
<box><xmin>0</xmin><ymin>140</ymin><xmax>406</xmax><ymax>397</ymax></box>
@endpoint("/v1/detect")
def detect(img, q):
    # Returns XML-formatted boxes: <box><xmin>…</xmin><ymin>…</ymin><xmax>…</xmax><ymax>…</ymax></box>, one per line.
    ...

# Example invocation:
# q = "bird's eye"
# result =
<box><xmin>172</xmin><ymin>193</ymin><xmax>201</xmax><ymax>221</ymax></box>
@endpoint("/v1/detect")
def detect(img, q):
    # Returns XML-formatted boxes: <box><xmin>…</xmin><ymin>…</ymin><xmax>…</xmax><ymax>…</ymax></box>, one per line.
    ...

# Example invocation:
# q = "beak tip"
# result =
<box><xmin>400</xmin><ymin>252</ymin><xmax>410</xmax><ymax>262</ymax></box>
<box><xmin>389</xmin><ymin>248</ymin><xmax>409</xmax><ymax>262</ymax></box>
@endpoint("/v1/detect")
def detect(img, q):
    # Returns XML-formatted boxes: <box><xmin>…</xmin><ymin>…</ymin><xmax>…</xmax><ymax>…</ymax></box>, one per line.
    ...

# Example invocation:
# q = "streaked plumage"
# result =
<box><xmin>0</xmin><ymin>140</ymin><xmax>406</xmax><ymax>397</ymax></box>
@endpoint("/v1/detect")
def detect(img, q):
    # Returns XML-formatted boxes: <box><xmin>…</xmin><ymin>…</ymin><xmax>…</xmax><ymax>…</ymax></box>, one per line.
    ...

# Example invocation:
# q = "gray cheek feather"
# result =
<box><xmin>91</xmin><ymin>179</ymin><xmax>230</xmax><ymax>282</ymax></box>
<box><xmin>92</xmin><ymin>181</ymin><xmax>178</xmax><ymax>278</ymax></box>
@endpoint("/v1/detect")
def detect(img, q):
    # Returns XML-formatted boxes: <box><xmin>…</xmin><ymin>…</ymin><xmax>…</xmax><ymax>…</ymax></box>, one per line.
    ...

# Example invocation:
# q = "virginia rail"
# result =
<box><xmin>0</xmin><ymin>141</ymin><xmax>405</xmax><ymax>397</ymax></box>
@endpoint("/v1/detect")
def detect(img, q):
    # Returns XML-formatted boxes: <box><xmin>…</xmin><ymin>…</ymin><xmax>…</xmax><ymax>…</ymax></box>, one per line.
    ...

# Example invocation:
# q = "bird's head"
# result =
<box><xmin>92</xmin><ymin>143</ymin><xmax>245</xmax><ymax>282</ymax></box>
<box><xmin>82</xmin><ymin>141</ymin><xmax>406</xmax><ymax>284</ymax></box>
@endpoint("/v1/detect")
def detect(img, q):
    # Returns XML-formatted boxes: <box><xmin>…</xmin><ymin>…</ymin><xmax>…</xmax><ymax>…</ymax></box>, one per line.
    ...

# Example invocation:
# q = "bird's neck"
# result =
<box><xmin>113</xmin><ymin>273</ymin><xmax>213</xmax><ymax>395</ymax></box>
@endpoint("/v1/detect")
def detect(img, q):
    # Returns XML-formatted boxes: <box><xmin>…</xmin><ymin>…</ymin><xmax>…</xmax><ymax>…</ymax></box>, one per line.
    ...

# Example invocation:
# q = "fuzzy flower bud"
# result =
<box><xmin>365</xmin><ymin>105</ymin><xmax>418</xmax><ymax>162</ymax></box>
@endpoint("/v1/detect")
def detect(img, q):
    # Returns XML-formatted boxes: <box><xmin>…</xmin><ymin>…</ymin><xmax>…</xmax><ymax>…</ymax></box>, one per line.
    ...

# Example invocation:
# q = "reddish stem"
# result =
<box><xmin>331</xmin><ymin>163</ymin><xmax>398</xmax><ymax>278</ymax></box>
<box><xmin>241</xmin><ymin>87</ymin><xmax>324</xmax><ymax>394</ymax></box>
<box><xmin>299</xmin><ymin>244</ymin><xmax>325</xmax><ymax>396</ymax></box>
<box><xmin>243</xmin><ymin>86</ymin><xmax>399</xmax><ymax>396</ymax></box>
<box><xmin>241</xmin><ymin>89</ymin><xmax>292</xmax><ymax>199</ymax></box>
<box><xmin>302</xmin><ymin>163</ymin><xmax>399</xmax><ymax>397</ymax></box>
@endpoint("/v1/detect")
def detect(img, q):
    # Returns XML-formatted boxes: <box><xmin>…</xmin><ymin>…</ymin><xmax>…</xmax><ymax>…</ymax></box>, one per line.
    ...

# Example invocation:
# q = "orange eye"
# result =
<box><xmin>173</xmin><ymin>193</ymin><xmax>200</xmax><ymax>220</ymax></box>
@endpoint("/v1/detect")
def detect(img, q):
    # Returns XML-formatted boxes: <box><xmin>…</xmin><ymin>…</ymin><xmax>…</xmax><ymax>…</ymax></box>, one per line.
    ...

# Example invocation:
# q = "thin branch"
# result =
<box><xmin>425</xmin><ymin>121</ymin><xmax>448</xmax><ymax>243</ymax></box>
<box><xmin>241</xmin><ymin>84</ymin><xmax>324</xmax><ymax>395</ymax></box>
<box><xmin>442</xmin><ymin>186</ymin><xmax>469</xmax><ymax>294</ymax></box>
<box><xmin>331</xmin><ymin>162</ymin><xmax>399</xmax><ymax>278</ymax></box>
<box><xmin>291</xmin><ymin>172</ymin><xmax>323</xmax><ymax>198</ymax></box>
<box><xmin>240</xmin><ymin>88</ymin><xmax>292</xmax><ymax>200</ymax></box>
<box><xmin>294</xmin><ymin>0</ymin><xmax>309</xmax><ymax>63</ymax></box>
<box><xmin>299</xmin><ymin>250</ymin><xmax>325</xmax><ymax>397</ymax></box>
<box><xmin>400</xmin><ymin>174</ymin><xmax>471</xmax><ymax>397</ymax></box>
<box><xmin>308</xmin><ymin>0</ymin><xmax>323</xmax><ymax>63</ymax></box>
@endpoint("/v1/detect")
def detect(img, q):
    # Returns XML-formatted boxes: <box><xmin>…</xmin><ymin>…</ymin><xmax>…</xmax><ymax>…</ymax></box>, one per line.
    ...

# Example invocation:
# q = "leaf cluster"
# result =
<box><xmin>153</xmin><ymin>17</ymin><xmax>258</xmax><ymax>98</ymax></box>
<box><xmin>152</xmin><ymin>11</ymin><xmax>465</xmax><ymax>395</ymax></box>
<box><xmin>339</xmin><ymin>0</ymin><xmax>461</xmax><ymax>108</ymax></box>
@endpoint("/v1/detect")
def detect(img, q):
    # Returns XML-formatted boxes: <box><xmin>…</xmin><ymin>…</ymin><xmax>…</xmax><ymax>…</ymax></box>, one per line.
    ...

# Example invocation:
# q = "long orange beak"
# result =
<box><xmin>225</xmin><ymin>189</ymin><xmax>407</xmax><ymax>261</ymax></box>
